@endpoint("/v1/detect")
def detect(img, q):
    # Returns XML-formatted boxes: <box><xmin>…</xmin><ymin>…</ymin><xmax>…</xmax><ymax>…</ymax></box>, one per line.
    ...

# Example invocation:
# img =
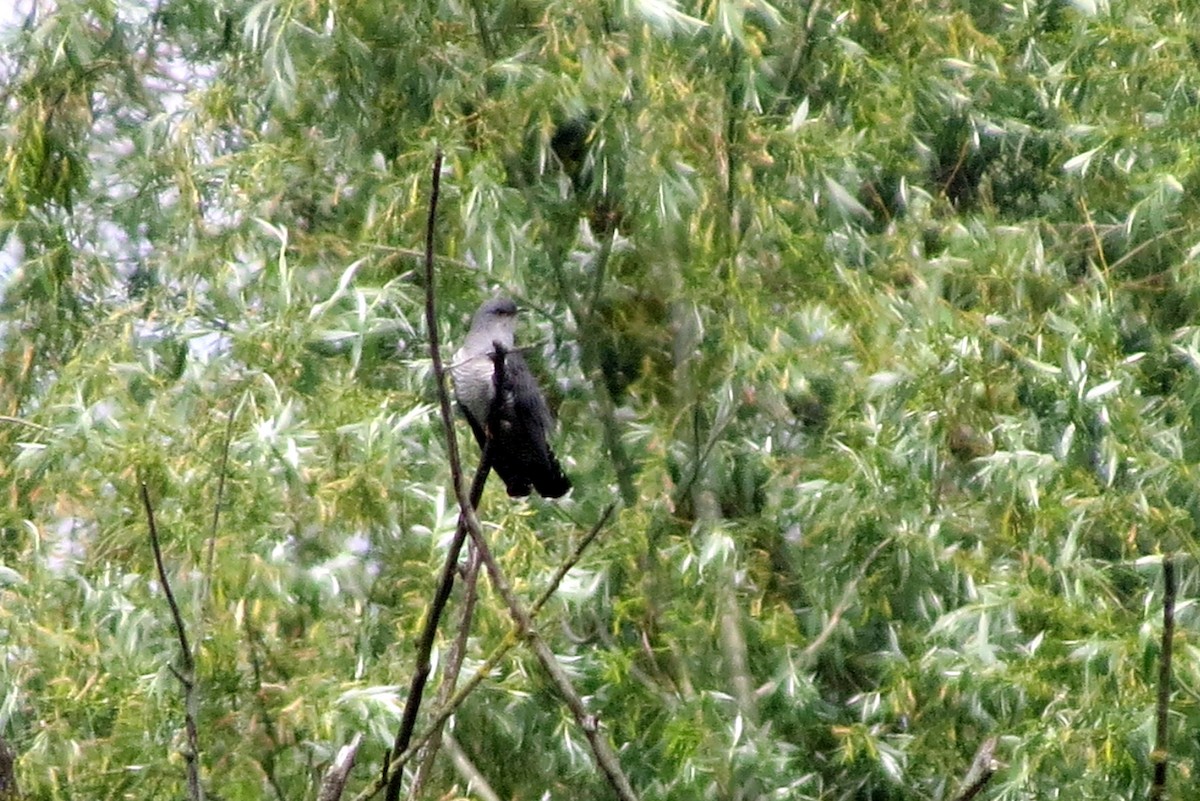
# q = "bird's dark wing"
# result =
<box><xmin>490</xmin><ymin>349</ymin><xmax>571</xmax><ymax>498</ymax></box>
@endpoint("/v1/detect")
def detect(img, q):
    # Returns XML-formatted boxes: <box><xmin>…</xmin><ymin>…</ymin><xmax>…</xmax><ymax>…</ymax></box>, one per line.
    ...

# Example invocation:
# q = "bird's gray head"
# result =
<box><xmin>469</xmin><ymin>297</ymin><xmax>519</xmax><ymax>335</ymax></box>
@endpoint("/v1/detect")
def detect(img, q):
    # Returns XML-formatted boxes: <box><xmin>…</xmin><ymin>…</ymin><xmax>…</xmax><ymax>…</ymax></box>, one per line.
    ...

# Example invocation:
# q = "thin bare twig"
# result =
<box><xmin>585</xmin><ymin>227</ymin><xmax>616</xmax><ymax>327</ymax></box>
<box><xmin>353</xmin><ymin>507</ymin><xmax>620</xmax><ymax>801</ymax></box>
<box><xmin>673</xmin><ymin>401</ymin><xmax>736</xmax><ymax>512</ymax></box>
<box><xmin>1108</xmin><ymin>225</ymin><xmax>1189</xmax><ymax>276</ymax></box>
<box><xmin>384</xmin><ymin>151</ymin><xmax>507</xmax><ymax>801</ymax></box>
<box><xmin>245</xmin><ymin>617</ymin><xmax>287</xmax><ymax>801</ymax></box>
<box><xmin>595</xmin><ymin>624</ymin><xmax>681</xmax><ymax>709</ymax></box>
<box><xmin>951</xmin><ymin>736</ymin><xmax>999</xmax><ymax>801</ymax></box>
<box><xmin>391</xmin><ymin>342</ymin><xmax>506</xmax><ymax>792</ymax></box>
<box><xmin>202</xmin><ymin>410</ymin><xmax>236</xmax><ymax>598</ymax></box>
<box><xmin>141</xmin><ymin>482</ymin><xmax>204</xmax><ymax>801</ymax></box>
<box><xmin>456</xmin><ymin>479</ymin><xmax>639</xmax><ymax>801</ymax></box>
<box><xmin>365</xmin><ymin>243</ymin><xmax>474</xmax><ymax>273</ymax></box>
<box><xmin>1150</xmin><ymin>555</ymin><xmax>1176</xmax><ymax>801</ymax></box>
<box><xmin>799</xmin><ymin>537</ymin><xmax>893</xmax><ymax>665</ymax></box>
<box><xmin>442</xmin><ymin>733</ymin><xmax>501</xmax><ymax>801</ymax></box>
<box><xmin>386</xmin><ymin>448</ymin><xmax>494</xmax><ymax>799</ymax></box>
<box><xmin>195</xmin><ymin>408</ymin><xmax>237</xmax><ymax>662</ymax></box>
<box><xmin>532</xmin><ymin>503</ymin><xmax>616</xmax><ymax>616</ymax></box>
<box><xmin>0</xmin><ymin>415</ymin><xmax>51</xmax><ymax>433</ymax></box>
<box><xmin>358</xmin><ymin>645</ymin><xmax>512</xmax><ymax>801</ymax></box>
<box><xmin>384</xmin><ymin>149</ymin><xmax>462</xmax><ymax>801</ymax></box>
<box><xmin>409</xmin><ymin>540</ymin><xmax>483</xmax><ymax>798</ymax></box>
<box><xmin>318</xmin><ymin>734</ymin><xmax>364</xmax><ymax>801</ymax></box>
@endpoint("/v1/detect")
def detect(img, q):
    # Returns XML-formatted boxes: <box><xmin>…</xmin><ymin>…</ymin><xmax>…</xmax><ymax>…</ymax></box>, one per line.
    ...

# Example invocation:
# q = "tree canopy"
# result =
<box><xmin>3</xmin><ymin>0</ymin><xmax>1200</xmax><ymax>799</ymax></box>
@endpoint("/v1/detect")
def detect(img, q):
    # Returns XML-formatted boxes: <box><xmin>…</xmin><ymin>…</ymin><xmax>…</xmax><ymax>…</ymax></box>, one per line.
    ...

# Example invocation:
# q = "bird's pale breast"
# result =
<box><xmin>451</xmin><ymin>348</ymin><xmax>497</xmax><ymax>423</ymax></box>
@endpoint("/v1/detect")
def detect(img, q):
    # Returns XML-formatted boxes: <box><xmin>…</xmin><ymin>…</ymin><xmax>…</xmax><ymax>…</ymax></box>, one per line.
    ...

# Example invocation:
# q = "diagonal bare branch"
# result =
<box><xmin>454</xmin><ymin>474</ymin><xmax>638</xmax><ymax>801</ymax></box>
<box><xmin>951</xmin><ymin>736</ymin><xmax>999</xmax><ymax>801</ymax></box>
<box><xmin>409</xmin><ymin>539</ymin><xmax>482</xmax><ymax>799</ymax></box>
<box><xmin>353</xmin><ymin>503</ymin><xmax>620</xmax><ymax>801</ymax></box>
<box><xmin>1150</xmin><ymin>555</ymin><xmax>1177</xmax><ymax>801</ymax></box>
<box><xmin>318</xmin><ymin>734</ymin><xmax>364</xmax><ymax>801</ymax></box>
<box><xmin>141</xmin><ymin>481</ymin><xmax>204</xmax><ymax>801</ymax></box>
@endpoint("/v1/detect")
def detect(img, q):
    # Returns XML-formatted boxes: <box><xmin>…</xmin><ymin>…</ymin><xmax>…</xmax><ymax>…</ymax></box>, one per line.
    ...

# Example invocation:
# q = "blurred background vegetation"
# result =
<box><xmin>3</xmin><ymin>0</ymin><xmax>1200</xmax><ymax>798</ymax></box>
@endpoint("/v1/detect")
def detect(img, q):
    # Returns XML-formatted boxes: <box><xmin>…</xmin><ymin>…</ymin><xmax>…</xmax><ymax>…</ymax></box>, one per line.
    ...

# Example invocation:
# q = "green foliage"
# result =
<box><xmin>3</xmin><ymin>0</ymin><xmax>1200</xmax><ymax>799</ymax></box>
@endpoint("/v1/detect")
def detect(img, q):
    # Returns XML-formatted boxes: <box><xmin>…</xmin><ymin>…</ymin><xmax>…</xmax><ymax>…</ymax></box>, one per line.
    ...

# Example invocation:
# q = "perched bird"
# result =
<box><xmin>450</xmin><ymin>297</ymin><xmax>571</xmax><ymax>498</ymax></box>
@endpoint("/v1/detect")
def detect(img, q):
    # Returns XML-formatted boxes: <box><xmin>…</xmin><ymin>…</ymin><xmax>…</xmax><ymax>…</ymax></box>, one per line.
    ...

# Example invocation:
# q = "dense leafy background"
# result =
<box><xmin>3</xmin><ymin>0</ymin><xmax>1200</xmax><ymax>799</ymax></box>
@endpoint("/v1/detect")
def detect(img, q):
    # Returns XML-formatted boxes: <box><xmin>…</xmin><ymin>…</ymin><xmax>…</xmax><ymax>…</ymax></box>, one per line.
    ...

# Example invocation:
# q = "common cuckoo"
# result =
<box><xmin>451</xmin><ymin>297</ymin><xmax>571</xmax><ymax>498</ymax></box>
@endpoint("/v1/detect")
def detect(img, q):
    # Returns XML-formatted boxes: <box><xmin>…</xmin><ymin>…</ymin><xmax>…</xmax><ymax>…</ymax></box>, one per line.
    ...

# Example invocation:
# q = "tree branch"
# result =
<box><xmin>0</xmin><ymin>414</ymin><xmax>51</xmax><ymax>433</ymax></box>
<box><xmin>799</xmin><ymin>537</ymin><xmax>892</xmax><ymax>665</ymax></box>
<box><xmin>1150</xmin><ymin>554</ymin><xmax>1176</xmax><ymax>801</ymax></box>
<box><xmin>352</xmin><ymin>508</ymin><xmax>620</xmax><ymax>801</ymax></box>
<box><xmin>365</xmin><ymin>244</ymin><xmax>474</xmax><ymax>274</ymax></box>
<box><xmin>531</xmin><ymin>503</ymin><xmax>616</xmax><ymax>616</ymax></box>
<box><xmin>384</xmin><ymin>149</ymin><xmax>461</xmax><ymax>801</ymax></box>
<box><xmin>442</xmin><ymin>732</ymin><xmax>501</xmax><ymax>801</ymax></box>
<box><xmin>719</xmin><ymin>579</ymin><xmax>756</xmax><ymax>724</ymax></box>
<box><xmin>141</xmin><ymin>482</ymin><xmax>204</xmax><ymax>801</ymax></box>
<box><xmin>384</xmin><ymin>150</ymin><xmax>509</xmax><ymax>801</ymax></box>
<box><xmin>466</xmin><ymin>0</ymin><xmax>495</xmax><ymax>58</ymax></box>
<box><xmin>318</xmin><ymin>734</ymin><xmax>364</xmax><ymax>801</ymax></box>
<box><xmin>458</xmin><ymin>494</ymin><xmax>639</xmax><ymax>801</ymax></box>
<box><xmin>384</xmin><ymin>456</ymin><xmax>492</xmax><ymax>801</ymax></box>
<box><xmin>951</xmin><ymin>736</ymin><xmax>999</xmax><ymax>801</ymax></box>
<box><xmin>194</xmin><ymin>407</ymin><xmax>237</xmax><ymax>667</ymax></box>
<box><xmin>201</xmin><ymin>408</ymin><xmax>236</xmax><ymax>600</ymax></box>
<box><xmin>409</xmin><ymin>540</ymin><xmax>482</xmax><ymax>799</ymax></box>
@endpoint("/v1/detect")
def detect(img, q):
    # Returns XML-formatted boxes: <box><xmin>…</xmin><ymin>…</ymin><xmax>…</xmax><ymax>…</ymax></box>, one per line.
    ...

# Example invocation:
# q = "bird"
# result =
<box><xmin>450</xmin><ymin>297</ymin><xmax>572</xmax><ymax>498</ymax></box>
